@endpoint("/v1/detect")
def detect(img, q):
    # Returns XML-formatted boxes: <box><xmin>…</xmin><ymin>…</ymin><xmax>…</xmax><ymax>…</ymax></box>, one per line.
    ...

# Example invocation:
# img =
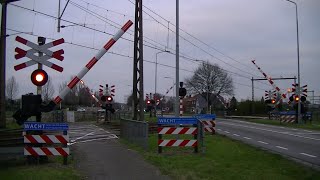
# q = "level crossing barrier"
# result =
<box><xmin>23</xmin><ymin>122</ymin><xmax>69</xmax><ymax>165</ymax></box>
<box><xmin>193</xmin><ymin>114</ymin><xmax>216</xmax><ymax>135</ymax></box>
<box><xmin>157</xmin><ymin>117</ymin><xmax>200</xmax><ymax>153</ymax></box>
<box><xmin>279</xmin><ymin>111</ymin><xmax>296</xmax><ymax>123</ymax></box>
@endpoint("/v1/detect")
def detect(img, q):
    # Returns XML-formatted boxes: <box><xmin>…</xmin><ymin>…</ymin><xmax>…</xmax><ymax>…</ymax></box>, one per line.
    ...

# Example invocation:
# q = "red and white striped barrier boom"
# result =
<box><xmin>158</xmin><ymin>139</ymin><xmax>197</xmax><ymax>147</ymax></box>
<box><xmin>158</xmin><ymin>127</ymin><xmax>197</xmax><ymax>135</ymax></box>
<box><xmin>52</xmin><ymin>20</ymin><xmax>133</xmax><ymax>105</ymax></box>
<box><xmin>24</xmin><ymin>147</ymin><xmax>69</xmax><ymax>156</ymax></box>
<box><xmin>80</xmin><ymin>80</ymin><xmax>102</xmax><ymax>107</ymax></box>
<box><xmin>201</xmin><ymin>120</ymin><xmax>216</xmax><ymax>134</ymax></box>
<box><xmin>24</xmin><ymin>134</ymin><xmax>69</xmax><ymax>156</ymax></box>
<box><xmin>251</xmin><ymin>60</ymin><xmax>287</xmax><ymax>104</ymax></box>
<box><xmin>216</xmin><ymin>95</ymin><xmax>228</xmax><ymax>109</ymax></box>
<box><xmin>24</xmin><ymin>135</ymin><xmax>69</xmax><ymax>144</ymax></box>
<box><xmin>15</xmin><ymin>36</ymin><xmax>64</xmax><ymax>72</ymax></box>
<box><xmin>157</xmin><ymin>83</ymin><xmax>175</xmax><ymax>106</ymax></box>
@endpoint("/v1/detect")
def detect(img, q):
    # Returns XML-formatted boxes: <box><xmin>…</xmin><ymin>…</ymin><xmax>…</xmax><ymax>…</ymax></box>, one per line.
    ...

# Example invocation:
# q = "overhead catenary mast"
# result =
<box><xmin>251</xmin><ymin>60</ymin><xmax>287</xmax><ymax>105</ymax></box>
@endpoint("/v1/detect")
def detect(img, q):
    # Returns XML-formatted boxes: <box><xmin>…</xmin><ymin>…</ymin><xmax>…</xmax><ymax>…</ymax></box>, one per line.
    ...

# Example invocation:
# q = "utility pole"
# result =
<box><xmin>132</xmin><ymin>0</ymin><xmax>144</xmax><ymax>121</ymax></box>
<box><xmin>36</xmin><ymin>37</ymin><xmax>45</xmax><ymax>122</ymax></box>
<box><xmin>0</xmin><ymin>0</ymin><xmax>20</xmax><ymax>128</ymax></box>
<box><xmin>251</xmin><ymin>77</ymin><xmax>254</xmax><ymax>115</ymax></box>
<box><xmin>175</xmin><ymin>0</ymin><xmax>179</xmax><ymax>117</ymax></box>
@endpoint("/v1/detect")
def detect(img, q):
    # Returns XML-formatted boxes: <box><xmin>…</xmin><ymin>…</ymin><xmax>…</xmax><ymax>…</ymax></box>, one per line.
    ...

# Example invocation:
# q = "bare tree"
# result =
<box><xmin>58</xmin><ymin>76</ymin><xmax>81</xmax><ymax>106</ymax></box>
<box><xmin>42</xmin><ymin>77</ymin><xmax>55</xmax><ymax>102</ymax></box>
<box><xmin>185</xmin><ymin>62</ymin><xmax>234</xmax><ymax>108</ymax></box>
<box><xmin>6</xmin><ymin>76</ymin><xmax>19</xmax><ymax>100</ymax></box>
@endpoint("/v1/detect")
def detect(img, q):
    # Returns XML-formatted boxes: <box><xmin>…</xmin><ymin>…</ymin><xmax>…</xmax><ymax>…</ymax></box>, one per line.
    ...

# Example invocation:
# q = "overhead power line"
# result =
<box><xmin>10</xmin><ymin>3</ymin><xmax>268</xmax><ymax>86</ymax></box>
<box><xmin>68</xmin><ymin>0</ymin><xmax>270</xmax><ymax>86</ymax></box>
<box><xmin>7</xmin><ymin>27</ymin><xmax>267</xmax><ymax>92</ymax></box>
<box><xmin>126</xmin><ymin>0</ymin><xmax>262</xmax><ymax>76</ymax></box>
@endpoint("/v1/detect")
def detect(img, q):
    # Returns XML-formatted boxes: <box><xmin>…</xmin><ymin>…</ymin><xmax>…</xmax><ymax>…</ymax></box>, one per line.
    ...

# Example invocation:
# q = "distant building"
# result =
<box><xmin>182</xmin><ymin>93</ymin><xmax>227</xmax><ymax>114</ymax></box>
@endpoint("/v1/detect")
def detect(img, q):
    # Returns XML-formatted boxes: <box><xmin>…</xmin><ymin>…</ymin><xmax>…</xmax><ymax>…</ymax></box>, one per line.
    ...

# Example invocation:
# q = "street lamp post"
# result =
<box><xmin>283</xmin><ymin>0</ymin><xmax>301</xmax><ymax>123</ymax></box>
<box><xmin>155</xmin><ymin>50</ymin><xmax>169</xmax><ymax>116</ymax></box>
<box><xmin>155</xmin><ymin>51</ymin><xmax>169</xmax><ymax>96</ymax></box>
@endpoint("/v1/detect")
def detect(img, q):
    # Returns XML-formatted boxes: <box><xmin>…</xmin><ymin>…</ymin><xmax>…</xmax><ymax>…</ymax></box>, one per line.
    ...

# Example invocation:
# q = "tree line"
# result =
<box><xmin>6</xmin><ymin>76</ymin><xmax>97</xmax><ymax>111</ymax></box>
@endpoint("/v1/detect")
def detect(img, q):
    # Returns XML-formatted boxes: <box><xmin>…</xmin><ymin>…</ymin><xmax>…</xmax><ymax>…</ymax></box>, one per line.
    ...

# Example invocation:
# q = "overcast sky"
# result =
<box><xmin>4</xmin><ymin>0</ymin><xmax>320</xmax><ymax>103</ymax></box>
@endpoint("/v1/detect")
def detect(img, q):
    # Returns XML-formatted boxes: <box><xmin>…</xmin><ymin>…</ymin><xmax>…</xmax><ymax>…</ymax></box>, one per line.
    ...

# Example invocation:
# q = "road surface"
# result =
<box><xmin>216</xmin><ymin>118</ymin><xmax>320</xmax><ymax>168</ymax></box>
<box><xmin>69</xmin><ymin>122</ymin><xmax>170</xmax><ymax>180</ymax></box>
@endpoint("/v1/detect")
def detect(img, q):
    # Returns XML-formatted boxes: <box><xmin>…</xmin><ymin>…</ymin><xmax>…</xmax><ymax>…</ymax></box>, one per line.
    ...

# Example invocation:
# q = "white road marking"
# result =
<box><xmin>70</xmin><ymin>131</ymin><xmax>95</xmax><ymax>142</ymax></box>
<box><xmin>218</xmin><ymin>121</ymin><xmax>320</xmax><ymax>141</ymax></box>
<box><xmin>217</xmin><ymin>129</ymin><xmax>221</xmax><ymax>131</ymax></box>
<box><xmin>258</xmin><ymin>141</ymin><xmax>268</xmax><ymax>144</ymax></box>
<box><xmin>303</xmin><ymin>130</ymin><xmax>313</xmax><ymax>133</ymax></box>
<box><xmin>276</xmin><ymin>146</ymin><xmax>288</xmax><ymax>150</ymax></box>
<box><xmin>69</xmin><ymin>135</ymin><xmax>118</xmax><ymax>145</ymax></box>
<box><xmin>233</xmin><ymin>134</ymin><xmax>240</xmax><ymax>137</ymax></box>
<box><xmin>224</xmin><ymin>131</ymin><xmax>230</xmax><ymax>134</ymax></box>
<box><xmin>300</xmin><ymin>153</ymin><xmax>317</xmax><ymax>158</ymax></box>
<box><xmin>218</xmin><ymin>119</ymin><xmax>318</xmax><ymax>133</ymax></box>
<box><xmin>243</xmin><ymin>137</ymin><xmax>251</xmax><ymax>140</ymax></box>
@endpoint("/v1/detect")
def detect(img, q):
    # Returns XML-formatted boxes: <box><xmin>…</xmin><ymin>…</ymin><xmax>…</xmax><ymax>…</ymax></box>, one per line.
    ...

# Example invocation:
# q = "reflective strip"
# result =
<box><xmin>24</xmin><ymin>147</ymin><xmax>69</xmax><ymax>156</ymax></box>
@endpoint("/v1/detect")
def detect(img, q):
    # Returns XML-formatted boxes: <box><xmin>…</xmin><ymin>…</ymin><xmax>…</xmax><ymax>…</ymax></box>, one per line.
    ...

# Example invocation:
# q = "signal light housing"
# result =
<box><xmin>265</xmin><ymin>99</ymin><xmax>271</xmax><ymax>104</ymax></box>
<box><xmin>294</xmin><ymin>96</ymin><xmax>299</xmax><ymax>102</ymax></box>
<box><xmin>106</xmin><ymin>96</ymin><xmax>113</xmax><ymax>102</ymax></box>
<box><xmin>31</xmin><ymin>69</ymin><xmax>48</xmax><ymax>86</ymax></box>
<box><xmin>101</xmin><ymin>95</ymin><xmax>113</xmax><ymax>102</ymax></box>
<box><xmin>289</xmin><ymin>95</ymin><xmax>294</xmax><ymax>102</ymax></box>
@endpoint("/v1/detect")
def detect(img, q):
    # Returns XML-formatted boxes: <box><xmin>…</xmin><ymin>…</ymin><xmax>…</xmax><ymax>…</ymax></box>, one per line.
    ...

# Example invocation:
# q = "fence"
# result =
<box><xmin>0</xmin><ymin>128</ymin><xmax>24</xmax><ymax>158</ymax></box>
<box><xmin>120</xmin><ymin>118</ymin><xmax>148</xmax><ymax>150</ymax></box>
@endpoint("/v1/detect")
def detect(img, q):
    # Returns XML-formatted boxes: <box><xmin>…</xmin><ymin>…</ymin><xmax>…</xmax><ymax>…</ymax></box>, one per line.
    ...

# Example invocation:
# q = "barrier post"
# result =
<box><xmin>197</xmin><ymin>120</ymin><xmax>205</xmax><ymax>153</ymax></box>
<box><xmin>63</xmin><ymin>130</ymin><xmax>68</xmax><ymax>165</ymax></box>
<box><xmin>193</xmin><ymin>123</ymin><xmax>198</xmax><ymax>153</ymax></box>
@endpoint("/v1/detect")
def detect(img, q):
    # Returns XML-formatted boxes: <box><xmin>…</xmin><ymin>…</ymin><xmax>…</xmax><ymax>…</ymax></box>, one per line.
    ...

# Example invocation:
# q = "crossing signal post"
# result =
<box><xmin>179</xmin><ymin>82</ymin><xmax>187</xmax><ymax>116</ymax></box>
<box><xmin>146</xmin><ymin>99</ymin><xmax>152</xmax><ymax>117</ymax></box>
<box><xmin>13</xmin><ymin>36</ymin><xmax>65</xmax><ymax>125</ymax></box>
<box><xmin>101</xmin><ymin>95</ymin><xmax>115</xmax><ymax>122</ymax></box>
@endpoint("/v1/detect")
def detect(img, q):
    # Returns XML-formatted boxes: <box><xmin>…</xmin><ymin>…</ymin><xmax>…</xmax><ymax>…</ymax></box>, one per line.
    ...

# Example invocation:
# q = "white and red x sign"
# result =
<box><xmin>14</xmin><ymin>36</ymin><xmax>65</xmax><ymax>72</ymax></box>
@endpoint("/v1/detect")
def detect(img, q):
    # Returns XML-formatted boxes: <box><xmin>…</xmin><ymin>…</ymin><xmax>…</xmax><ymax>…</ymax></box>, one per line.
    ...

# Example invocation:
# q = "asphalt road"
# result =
<box><xmin>69</xmin><ymin>122</ymin><xmax>170</xmax><ymax>180</ymax></box>
<box><xmin>216</xmin><ymin>118</ymin><xmax>320</xmax><ymax>167</ymax></box>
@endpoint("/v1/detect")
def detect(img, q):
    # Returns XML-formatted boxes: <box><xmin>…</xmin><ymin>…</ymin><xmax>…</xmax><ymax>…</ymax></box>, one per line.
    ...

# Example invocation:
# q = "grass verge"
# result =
<box><xmin>123</xmin><ymin>134</ymin><xmax>320</xmax><ymax>180</ymax></box>
<box><xmin>0</xmin><ymin>156</ymin><xmax>81</xmax><ymax>180</ymax></box>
